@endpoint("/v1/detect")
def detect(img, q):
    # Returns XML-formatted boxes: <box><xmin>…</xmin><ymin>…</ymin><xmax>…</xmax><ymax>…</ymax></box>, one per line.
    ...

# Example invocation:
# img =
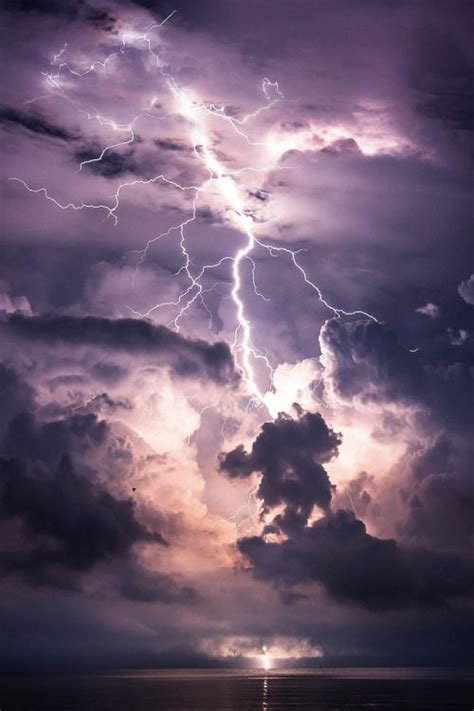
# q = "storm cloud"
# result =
<box><xmin>239</xmin><ymin>509</ymin><xmax>474</xmax><ymax>610</ymax></box>
<box><xmin>1</xmin><ymin>0</ymin><xmax>473</xmax><ymax>670</ymax></box>
<box><xmin>3</xmin><ymin>313</ymin><xmax>239</xmax><ymax>385</ymax></box>
<box><xmin>319</xmin><ymin>317</ymin><xmax>474</xmax><ymax>432</ymax></box>
<box><xmin>220</xmin><ymin>406</ymin><xmax>340</xmax><ymax>534</ymax></box>
<box><xmin>0</xmin><ymin>403</ymin><xmax>203</xmax><ymax>606</ymax></box>
<box><xmin>0</xmin><ymin>454</ymin><xmax>165</xmax><ymax>579</ymax></box>
<box><xmin>0</xmin><ymin>106</ymin><xmax>76</xmax><ymax>142</ymax></box>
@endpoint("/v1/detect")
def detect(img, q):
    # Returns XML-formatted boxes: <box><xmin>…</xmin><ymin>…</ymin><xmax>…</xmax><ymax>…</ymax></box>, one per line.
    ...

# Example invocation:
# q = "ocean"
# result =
<box><xmin>0</xmin><ymin>668</ymin><xmax>473</xmax><ymax>710</ymax></box>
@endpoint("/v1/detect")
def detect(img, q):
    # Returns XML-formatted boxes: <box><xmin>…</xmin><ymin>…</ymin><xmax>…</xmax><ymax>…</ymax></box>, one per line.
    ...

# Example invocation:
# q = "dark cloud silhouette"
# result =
<box><xmin>239</xmin><ymin>509</ymin><xmax>474</xmax><ymax>610</ymax></box>
<box><xmin>220</xmin><ymin>405</ymin><xmax>340</xmax><ymax>534</ymax></box>
<box><xmin>0</xmin><ymin>454</ymin><xmax>165</xmax><ymax>584</ymax></box>
<box><xmin>221</xmin><ymin>370</ymin><xmax>474</xmax><ymax>610</ymax></box>
<box><xmin>3</xmin><ymin>313</ymin><xmax>238</xmax><ymax>385</ymax></box>
<box><xmin>0</xmin><ymin>407</ymin><xmax>202</xmax><ymax>604</ymax></box>
<box><xmin>83</xmin><ymin>392</ymin><xmax>133</xmax><ymax>414</ymax></box>
<box><xmin>0</xmin><ymin>106</ymin><xmax>76</xmax><ymax>142</ymax></box>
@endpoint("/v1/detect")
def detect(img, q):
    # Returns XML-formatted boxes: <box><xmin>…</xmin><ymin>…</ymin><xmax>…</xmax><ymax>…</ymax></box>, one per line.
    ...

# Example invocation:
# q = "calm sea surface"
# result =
<box><xmin>1</xmin><ymin>668</ymin><xmax>473</xmax><ymax>711</ymax></box>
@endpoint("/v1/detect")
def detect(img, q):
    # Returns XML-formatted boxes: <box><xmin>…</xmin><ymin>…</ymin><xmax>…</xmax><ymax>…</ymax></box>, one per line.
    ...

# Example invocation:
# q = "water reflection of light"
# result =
<box><xmin>262</xmin><ymin>676</ymin><xmax>268</xmax><ymax>711</ymax></box>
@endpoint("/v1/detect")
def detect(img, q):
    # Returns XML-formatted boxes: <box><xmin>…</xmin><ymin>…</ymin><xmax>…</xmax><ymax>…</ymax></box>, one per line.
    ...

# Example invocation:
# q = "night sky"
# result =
<box><xmin>1</xmin><ymin>0</ymin><xmax>473</xmax><ymax>670</ymax></box>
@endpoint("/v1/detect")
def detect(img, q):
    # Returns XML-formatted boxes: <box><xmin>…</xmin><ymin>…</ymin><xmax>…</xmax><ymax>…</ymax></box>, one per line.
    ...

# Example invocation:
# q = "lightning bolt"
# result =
<box><xmin>208</xmin><ymin>484</ymin><xmax>261</xmax><ymax>536</ymax></box>
<box><xmin>10</xmin><ymin>11</ymin><xmax>377</xmax><ymax>415</ymax></box>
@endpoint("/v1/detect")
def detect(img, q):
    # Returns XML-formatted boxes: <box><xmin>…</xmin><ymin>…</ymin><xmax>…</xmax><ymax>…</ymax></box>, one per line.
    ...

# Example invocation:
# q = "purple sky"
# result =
<box><xmin>1</xmin><ymin>0</ymin><xmax>473</xmax><ymax>669</ymax></box>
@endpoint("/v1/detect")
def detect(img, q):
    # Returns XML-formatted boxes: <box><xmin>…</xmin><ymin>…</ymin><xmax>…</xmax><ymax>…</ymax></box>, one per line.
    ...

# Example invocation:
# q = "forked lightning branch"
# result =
<box><xmin>10</xmin><ymin>12</ymin><xmax>376</xmax><ymax>409</ymax></box>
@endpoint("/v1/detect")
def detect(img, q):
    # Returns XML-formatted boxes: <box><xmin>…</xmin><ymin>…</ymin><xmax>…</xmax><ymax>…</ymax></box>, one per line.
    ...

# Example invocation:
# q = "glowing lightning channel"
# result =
<box><xmin>209</xmin><ymin>485</ymin><xmax>260</xmax><ymax>535</ymax></box>
<box><xmin>10</xmin><ymin>14</ymin><xmax>377</xmax><ymax>411</ymax></box>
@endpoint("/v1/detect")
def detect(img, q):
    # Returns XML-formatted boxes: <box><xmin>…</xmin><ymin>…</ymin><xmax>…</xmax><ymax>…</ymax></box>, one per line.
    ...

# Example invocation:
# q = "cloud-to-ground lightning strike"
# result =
<box><xmin>9</xmin><ymin>13</ymin><xmax>377</xmax><ymax>411</ymax></box>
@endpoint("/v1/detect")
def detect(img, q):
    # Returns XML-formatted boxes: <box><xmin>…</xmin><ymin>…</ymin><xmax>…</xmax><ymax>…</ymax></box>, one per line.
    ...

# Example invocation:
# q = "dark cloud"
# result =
<box><xmin>118</xmin><ymin>561</ymin><xmax>198</xmax><ymax>604</ymax></box>
<box><xmin>320</xmin><ymin>317</ymin><xmax>474</xmax><ymax>552</ymax></box>
<box><xmin>74</xmin><ymin>146</ymin><xmax>138</xmax><ymax>178</ymax></box>
<box><xmin>1</xmin><ymin>0</ymin><xmax>79</xmax><ymax>18</ymax></box>
<box><xmin>75</xmin><ymin>138</ymin><xmax>192</xmax><ymax>180</ymax></box>
<box><xmin>0</xmin><ymin>453</ymin><xmax>165</xmax><ymax>585</ymax></box>
<box><xmin>83</xmin><ymin>4</ymin><xmax>116</xmax><ymax>30</ymax></box>
<box><xmin>0</xmin><ymin>407</ymin><xmax>202</xmax><ymax>606</ymax></box>
<box><xmin>0</xmin><ymin>106</ymin><xmax>76</xmax><ymax>142</ymax></box>
<box><xmin>239</xmin><ymin>509</ymin><xmax>474</xmax><ymax>610</ymax></box>
<box><xmin>3</xmin><ymin>313</ymin><xmax>238</xmax><ymax>385</ymax></box>
<box><xmin>0</xmin><ymin>364</ymin><xmax>35</xmax><ymax>439</ymax></box>
<box><xmin>403</xmin><ymin>471</ymin><xmax>474</xmax><ymax>551</ymax></box>
<box><xmin>398</xmin><ymin>434</ymin><xmax>474</xmax><ymax>550</ymax></box>
<box><xmin>2</xmin><ymin>0</ymin><xmax>115</xmax><ymax>28</ymax></box>
<box><xmin>410</xmin><ymin>25</ymin><xmax>474</xmax><ymax>133</ymax></box>
<box><xmin>4</xmin><ymin>411</ymin><xmax>108</xmax><ymax>466</ymax></box>
<box><xmin>222</xmin><ymin>343</ymin><xmax>474</xmax><ymax>610</ymax></box>
<box><xmin>220</xmin><ymin>405</ymin><xmax>340</xmax><ymax>535</ymax></box>
<box><xmin>91</xmin><ymin>361</ymin><xmax>128</xmax><ymax>384</ymax></box>
<box><xmin>416</xmin><ymin>89</ymin><xmax>474</xmax><ymax>133</ymax></box>
<box><xmin>154</xmin><ymin>139</ymin><xmax>189</xmax><ymax>152</ymax></box>
<box><xmin>84</xmin><ymin>393</ymin><xmax>133</xmax><ymax>413</ymax></box>
<box><xmin>320</xmin><ymin>318</ymin><xmax>474</xmax><ymax>432</ymax></box>
<box><xmin>320</xmin><ymin>318</ymin><xmax>422</xmax><ymax>404</ymax></box>
<box><xmin>1</xmin><ymin>0</ymin><xmax>473</xmax><ymax>669</ymax></box>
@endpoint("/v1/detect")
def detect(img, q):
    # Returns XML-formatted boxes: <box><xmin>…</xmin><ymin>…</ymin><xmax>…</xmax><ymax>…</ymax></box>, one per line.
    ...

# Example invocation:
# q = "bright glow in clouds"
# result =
<box><xmin>267</xmin><ymin>118</ymin><xmax>411</xmax><ymax>159</ymax></box>
<box><xmin>1</xmin><ymin>0</ymin><xmax>472</xmax><ymax>672</ymax></box>
<box><xmin>11</xmin><ymin>14</ymin><xmax>377</xmax><ymax>412</ymax></box>
<box><xmin>200</xmin><ymin>637</ymin><xmax>324</xmax><ymax>666</ymax></box>
<box><xmin>261</xmin><ymin>647</ymin><xmax>272</xmax><ymax>670</ymax></box>
<box><xmin>264</xmin><ymin>358</ymin><xmax>321</xmax><ymax>418</ymax></box>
